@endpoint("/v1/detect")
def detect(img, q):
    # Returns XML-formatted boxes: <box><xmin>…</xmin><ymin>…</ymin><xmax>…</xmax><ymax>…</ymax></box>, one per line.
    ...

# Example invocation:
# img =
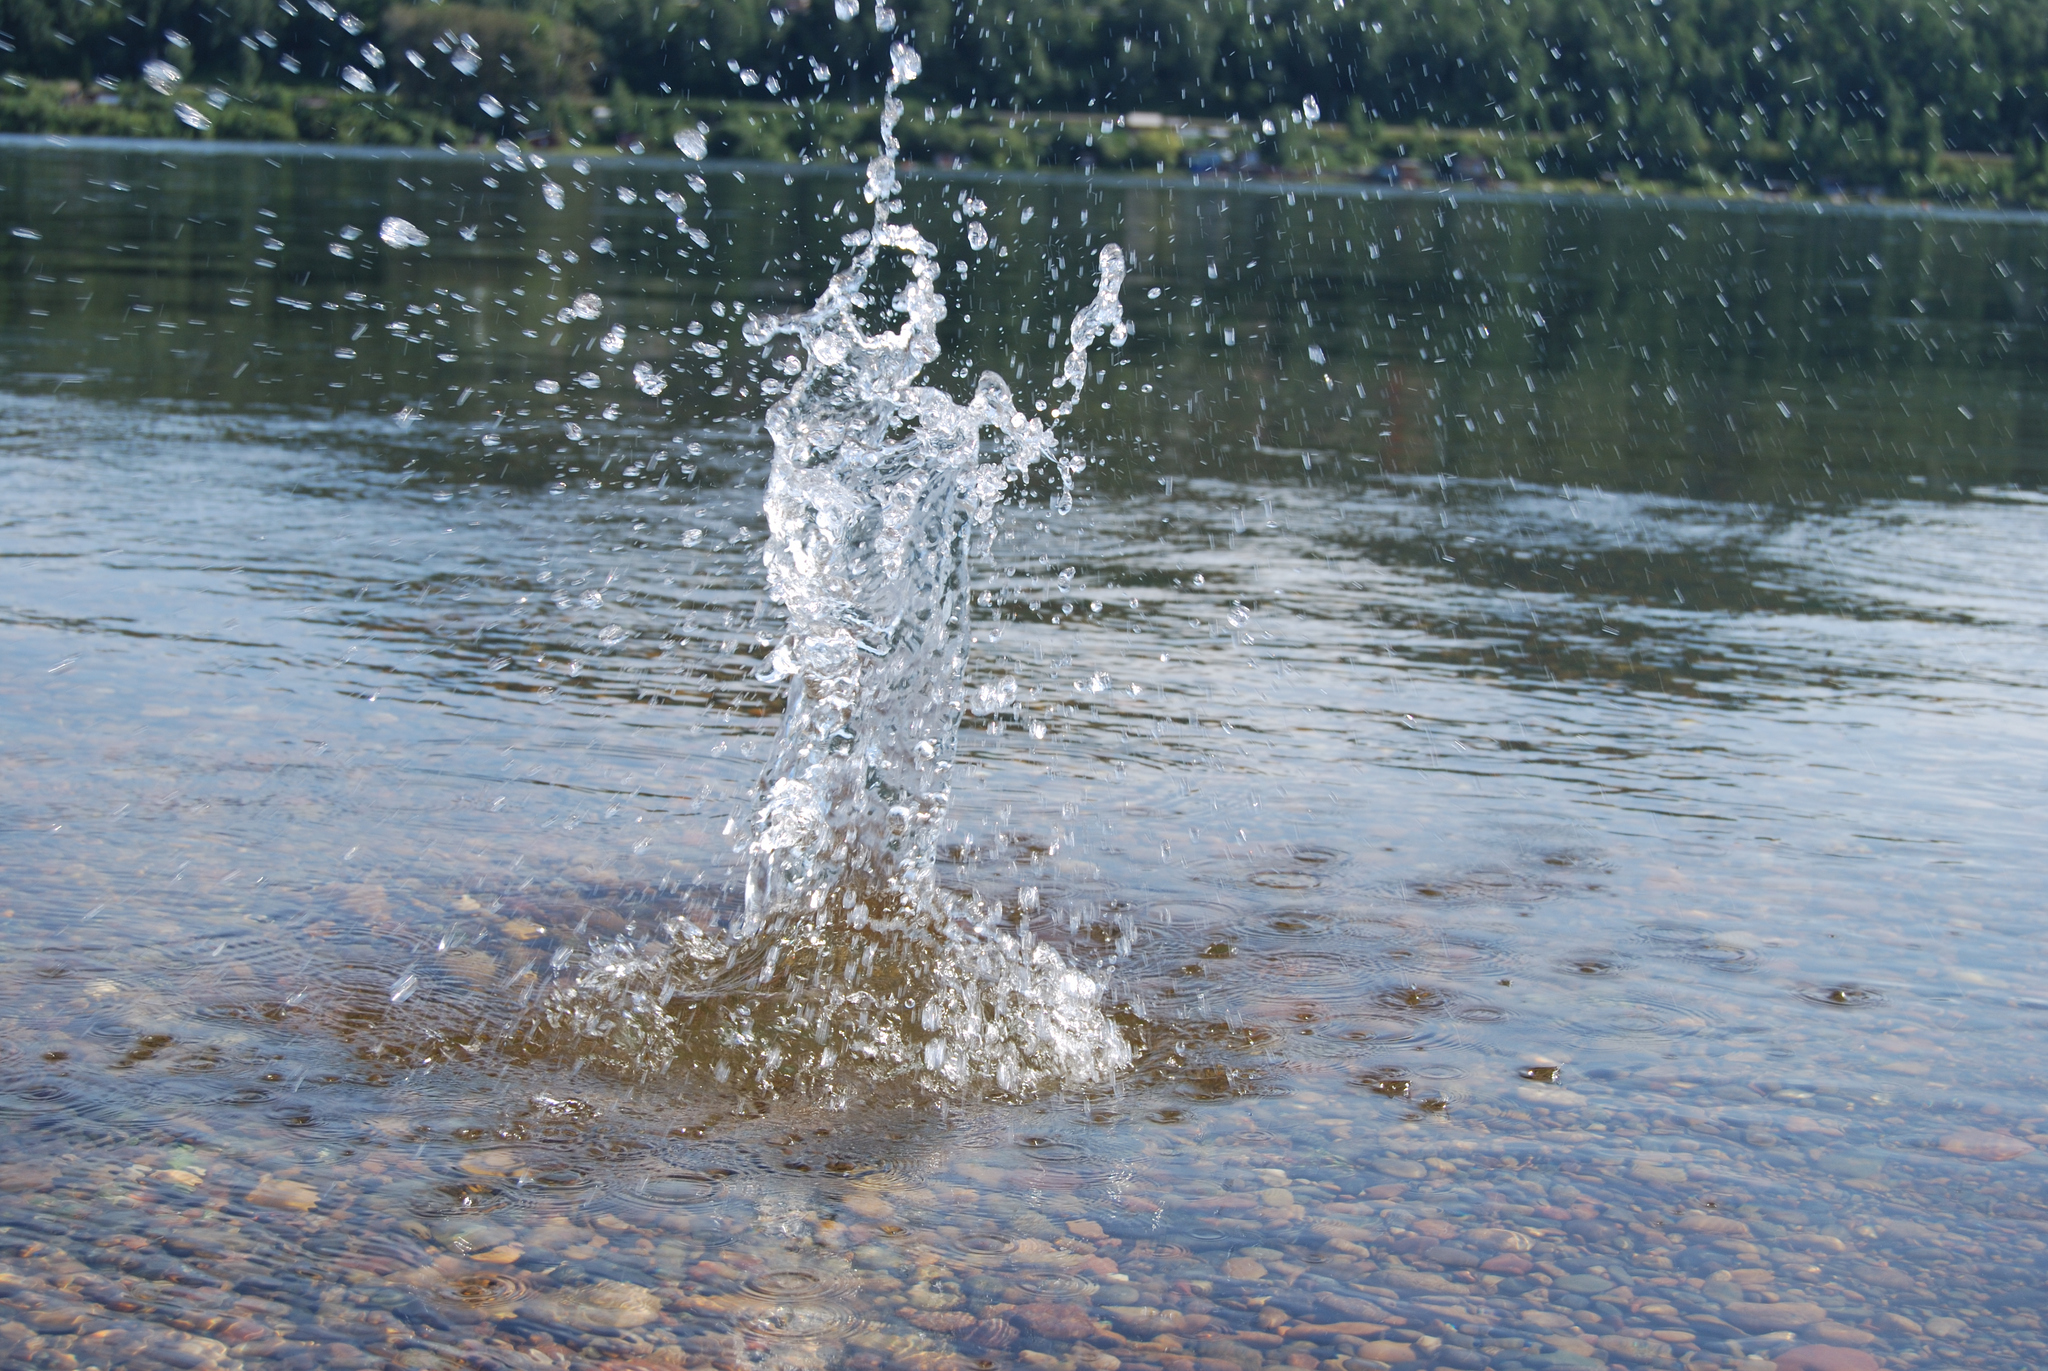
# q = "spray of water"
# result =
<box><xmin>547</xmin><ymin>44</ymin><xmax>1133</xmax><ymax>1098</ymax></box>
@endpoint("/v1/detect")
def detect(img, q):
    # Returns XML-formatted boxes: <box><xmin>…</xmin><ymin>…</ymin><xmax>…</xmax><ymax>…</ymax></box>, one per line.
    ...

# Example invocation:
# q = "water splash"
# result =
<box><xmin>549</xmin><ymin>45</ymin><xmax>1131</xmax><ymax>1099</ymax></box>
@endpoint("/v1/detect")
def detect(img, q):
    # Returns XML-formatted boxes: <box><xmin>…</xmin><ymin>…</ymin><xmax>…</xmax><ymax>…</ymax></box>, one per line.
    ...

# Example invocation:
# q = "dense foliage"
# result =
<box><xmin>4</xmin><ymin>0</ymin><xmax>2048</xmax><ymax>196</ymax></box>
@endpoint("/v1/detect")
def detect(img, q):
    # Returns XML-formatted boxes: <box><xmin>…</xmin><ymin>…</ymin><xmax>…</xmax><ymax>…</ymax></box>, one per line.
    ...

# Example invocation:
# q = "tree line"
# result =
<box><xmin>4</xmin><ymin>0</ymin><xmax>2048</xmax><ymax>194</ymax></box>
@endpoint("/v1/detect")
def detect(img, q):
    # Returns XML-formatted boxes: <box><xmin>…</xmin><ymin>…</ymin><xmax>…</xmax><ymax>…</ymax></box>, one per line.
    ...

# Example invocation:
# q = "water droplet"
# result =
<box><xmin>379</xmin><ymin>217</ymin><xmax>429</xmax><ymax>249</ymax></box>
<box><xmin>1301</xmin><ymin>95</ymin><xmax>1320</xmax><ymax>122</ymax></box>
<box><xmin>632</xmin><ymin>362</ymin><xmax>667</xmax><ymax>396</ymax></box>
<box><xmin>534</xmin><ymin>378</ymin><xmax>561</xmax><ymax>395</ymax></box>
<box><xmin>542</xmin><ymin>181</ymin><xmax>565</xmax><ymax>210</ymax></box>
<box><xmin>340</xmin><ymin>65</ymin><xmax>373</xmax><ymax>92</ymax></box>
<box><xmin>833</xmin><ymin>0</ymin><xmax>858</xmax><ymax>18</ymax></box>
<box><xmin>173</xmin><ymin>103</ymin><xmax>212</xmax><ymax>131</ymax></box>
<box><xmin>141</xmin><ymin>59</ymin><xmax>182</xmax><ymax>95</ymax></box>
<box><xmin>674</xmin><ymin>124</ymin><xmax>709</xmax><ymax>160</ymax></box>
<box><xmin>600</xmin><ymin>325</ymin><xmax>625</xmax><ymax>354</ymax></box>
<box><xmin>477</xmin><ymin>93</ymin><xmax>504</xmax><ymax>119</ymax></box>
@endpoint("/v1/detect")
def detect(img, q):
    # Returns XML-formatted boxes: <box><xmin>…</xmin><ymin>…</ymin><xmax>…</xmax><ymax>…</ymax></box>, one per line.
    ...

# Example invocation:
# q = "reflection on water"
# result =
<box><xmin>2</xmin><ymin>140</ymin><xmax>2047</xmax><ymax>1371</ymax></box>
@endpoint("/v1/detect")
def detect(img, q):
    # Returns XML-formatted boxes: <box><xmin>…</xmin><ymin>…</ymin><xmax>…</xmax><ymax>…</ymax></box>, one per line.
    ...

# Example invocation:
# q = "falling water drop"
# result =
<box><xmin>141</xmin><ymin>59</ymin><xmax>182</xmax><ymax>95</ymax></box>
<box><xmin>379</xmin><ymin>217</ymin><xmax>430</xmax><ymax>249</ymax></box>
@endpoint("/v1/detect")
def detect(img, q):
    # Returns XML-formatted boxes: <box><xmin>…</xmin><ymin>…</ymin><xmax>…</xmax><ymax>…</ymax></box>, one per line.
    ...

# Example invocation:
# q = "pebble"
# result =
<box><xmin>1772</xmin><ymin>1347</ymin><xmax>1881</xmax><ymax>1371</ymax></box>
<box><xmin>1013</xmin><ymin>1301</ymin><xmax>1101</xmax><ymax>1340</ymax></box>
<box><xmin>1351</xmin><ymin>1340</ymin><xmax>1414</xmax><ymax>1364</ymax></box>
<box><xmin>1597</xmin><ymin>1333</ymin><xmax>1675</xmax><ymax>1363</ymax></box>
<box><xmin>1722</xmin><ymin>1301</ymin><xmax>1829</xmax><ymax>1332</ymax></box>
<box><xmin>244</xmin><ymin>1176</ymin><xmax>319</xmax><ymax>1211</ymax></box>
<box><xmin>2</xmin><ymin>932</ymin><xmax>2046</xmax><ymax>1371</ymax></box>
<box><xmin>1937</xmin><ymin>1128</ymin><xmax>2034</xmax><ymax>1161</ymax></box>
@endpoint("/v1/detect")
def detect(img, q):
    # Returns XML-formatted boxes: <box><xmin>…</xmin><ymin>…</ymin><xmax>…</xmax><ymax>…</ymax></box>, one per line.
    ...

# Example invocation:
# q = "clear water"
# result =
<box><xmin>2</xmin><ymin>134</ymin><xmax>2047</xmax><ymax>1371</ymax></box>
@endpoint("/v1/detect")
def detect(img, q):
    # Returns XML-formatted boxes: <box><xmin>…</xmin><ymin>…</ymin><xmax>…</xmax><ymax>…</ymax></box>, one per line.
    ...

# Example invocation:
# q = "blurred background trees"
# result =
<box><xmin>5</xmin><ymin>0</ymin><xmax>2048</xmax><ymax>201</ymax></box>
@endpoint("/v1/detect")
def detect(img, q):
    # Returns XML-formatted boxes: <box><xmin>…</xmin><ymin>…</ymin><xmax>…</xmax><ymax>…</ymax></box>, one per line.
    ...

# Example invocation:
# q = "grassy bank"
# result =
<box><xmin>2</xmin><ymin>76</ymin><xmax>2035</xmax><ymax>210</ymax></box>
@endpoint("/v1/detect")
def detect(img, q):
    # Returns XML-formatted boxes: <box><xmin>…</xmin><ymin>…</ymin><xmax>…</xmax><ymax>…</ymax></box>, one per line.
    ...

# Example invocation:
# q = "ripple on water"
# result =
<box><xmin>426</xmin><ymin>1269</ymin><xmax>532</xmax><ymax>1315</ymax></box>
<box><xmin>0</xmin><ymin>1063</ymin><xmax>161</xmax><ymax>1142</ymax></box>
<box><xmin>612</xmin><ymin>1168</ymin><xmax>735</xmax><ymax>1211</ymax></box>
<box><xmin>1371</xmin><ymin>982</ymin><xmax>1461</xmax><ymax>1014</ymax></box>
<box><xmin>1246</xmin><ymin>870</ymin><xmax>1323</xmax><ymax>891</ymax></box>
<box><xmin>1559</xmin><ymin>954</ymin><xmax>1631</xmax><ymax>977</ymax></box>
<box><xmin>1170</xmin><ymin>1064</ymin><xmax>1293</xmax><ymax>1101</ymax></box>
<box><xmin>81</xmin><ymin>1013</ymin><xmax>148</xmax><ymax>1042</ymax></box>
<box><xmin>814</xmin><ymin>1151</ymin><xmax>939</xmax><ymax>1196</ymax></box>
<box><xmin>729</xmin><ymin>1298</ymin><xmax>861</xmax><ymax>1340</ymax></box>
<box><xmin>261</xmin><ymin>1096</ymin><xmax>328</xmax><ymax>1132</ymax></box>
<box><xmin>503</xmin><ymin>1156</ymin><xmax>608</xmax><ymax>1215</ymax></box>
<box><xmin>1379</xmin><ymin>929</ymin><xmax>1521</xmax><ymax>979</ymax></box>
<box><xmin>1637</xmin><ymin>923</ymin><xmax>1762</xmax><ymax>973</ymax></box>
<box><xmin>1331</xmin><ymin>1014</ymin><xmax>1466</xmax><ymax>1051</ymax></box>
<box><xmin>1564</xmin><ymin>995</ymin><xmax>1727</xmax><ymax>1044</ymax></box>
<box><xmin>402</xmin><ymin>1179</ymin><xmax>519</xmax><ymax>1220</ymax></box>
<box><xmin>1143</xmin><ymin>899</ymin><xmax>1244</xmax><ymax>931</ymax></box>
<box><xmin>1006</xmin><ymin>1271</ymin><xmax>1098</xmax><ymax>1300</ymax></box>
<box><xmin>1239</xmin><ymin>949</ymin><xmax>1376</xmax><ymax>997</ymax></box>
<box><xmin>741</xmin><ymin>1268</ymin><xmax>856</xmax><ymax>1301</ymax></box>
<box><xmin>1799</xmin><ymin>983</ymin><xmax>1888</xmax><ymax>1009</ymax></box>
<box><xmin>938</xmin><ymin>1233</ymin><xmax>1019</xmax><ymax>1266</ymax></box>
<box><xmin>1225</xmin><ymin>907</ymin><xmax>1344</xmax><ymax>944</ymax></box>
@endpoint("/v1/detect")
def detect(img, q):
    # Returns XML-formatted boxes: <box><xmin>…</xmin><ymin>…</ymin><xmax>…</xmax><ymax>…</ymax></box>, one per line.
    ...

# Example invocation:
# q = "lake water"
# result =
<box><xmin>2</xmin><ymin>136</ymin><xmax>2046</xmax><ymax>1371</ymax></box>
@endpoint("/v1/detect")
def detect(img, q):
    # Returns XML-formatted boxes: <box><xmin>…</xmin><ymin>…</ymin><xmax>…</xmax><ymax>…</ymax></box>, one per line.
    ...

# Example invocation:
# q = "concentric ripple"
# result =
<box><xmin>731</xmin><ymin>1298</ymin><xmax>861</xmax><ymax>1340</ymax></box>
<box><xmin>432</xmin><ymin>1270</ymin><xmax>532</xmax><ymax>1312</ymax></box>
<box><xmin>1800</xmin><ymin>983</ymin><xmax>1888</xmax><ymax>1009</ymax></box>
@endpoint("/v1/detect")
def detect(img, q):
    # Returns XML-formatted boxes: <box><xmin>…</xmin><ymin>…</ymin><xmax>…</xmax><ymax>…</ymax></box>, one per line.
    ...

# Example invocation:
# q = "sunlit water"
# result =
<box><xmin>3</xmin><ymin>131</ymin><xmax>2047</xmax><ymax>1371</ymax></box>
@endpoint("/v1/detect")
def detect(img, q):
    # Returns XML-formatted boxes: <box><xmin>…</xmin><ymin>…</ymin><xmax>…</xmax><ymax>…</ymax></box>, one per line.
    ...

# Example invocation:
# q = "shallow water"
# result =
<box><xmin>2</xmin><ymin>138</ymin><xmax>2046</xmax><ymax>1371</ymax></box>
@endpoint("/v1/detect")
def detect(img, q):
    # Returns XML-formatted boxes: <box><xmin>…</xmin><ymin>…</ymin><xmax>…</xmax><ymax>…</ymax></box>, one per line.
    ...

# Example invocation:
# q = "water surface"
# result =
<box><xmin>3</xmin><ymin>138</ymin><xmax>2046</xmax><ymax>1371</ymax></box>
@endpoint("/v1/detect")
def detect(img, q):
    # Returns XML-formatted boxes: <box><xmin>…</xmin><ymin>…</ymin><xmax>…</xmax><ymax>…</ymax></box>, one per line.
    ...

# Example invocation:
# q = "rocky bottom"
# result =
<box><xmin>0</xmin><ymin>1069</ymin><xmax>2040</xmax><ymax>1371</ymax></box>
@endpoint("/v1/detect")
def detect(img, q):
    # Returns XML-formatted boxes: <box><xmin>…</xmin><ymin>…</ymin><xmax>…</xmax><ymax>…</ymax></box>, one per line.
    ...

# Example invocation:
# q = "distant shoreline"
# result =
<box><xmin>7</xmin><ymin>131</ymin><xmax>2044</xmax><ymax>228</ymax></box>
